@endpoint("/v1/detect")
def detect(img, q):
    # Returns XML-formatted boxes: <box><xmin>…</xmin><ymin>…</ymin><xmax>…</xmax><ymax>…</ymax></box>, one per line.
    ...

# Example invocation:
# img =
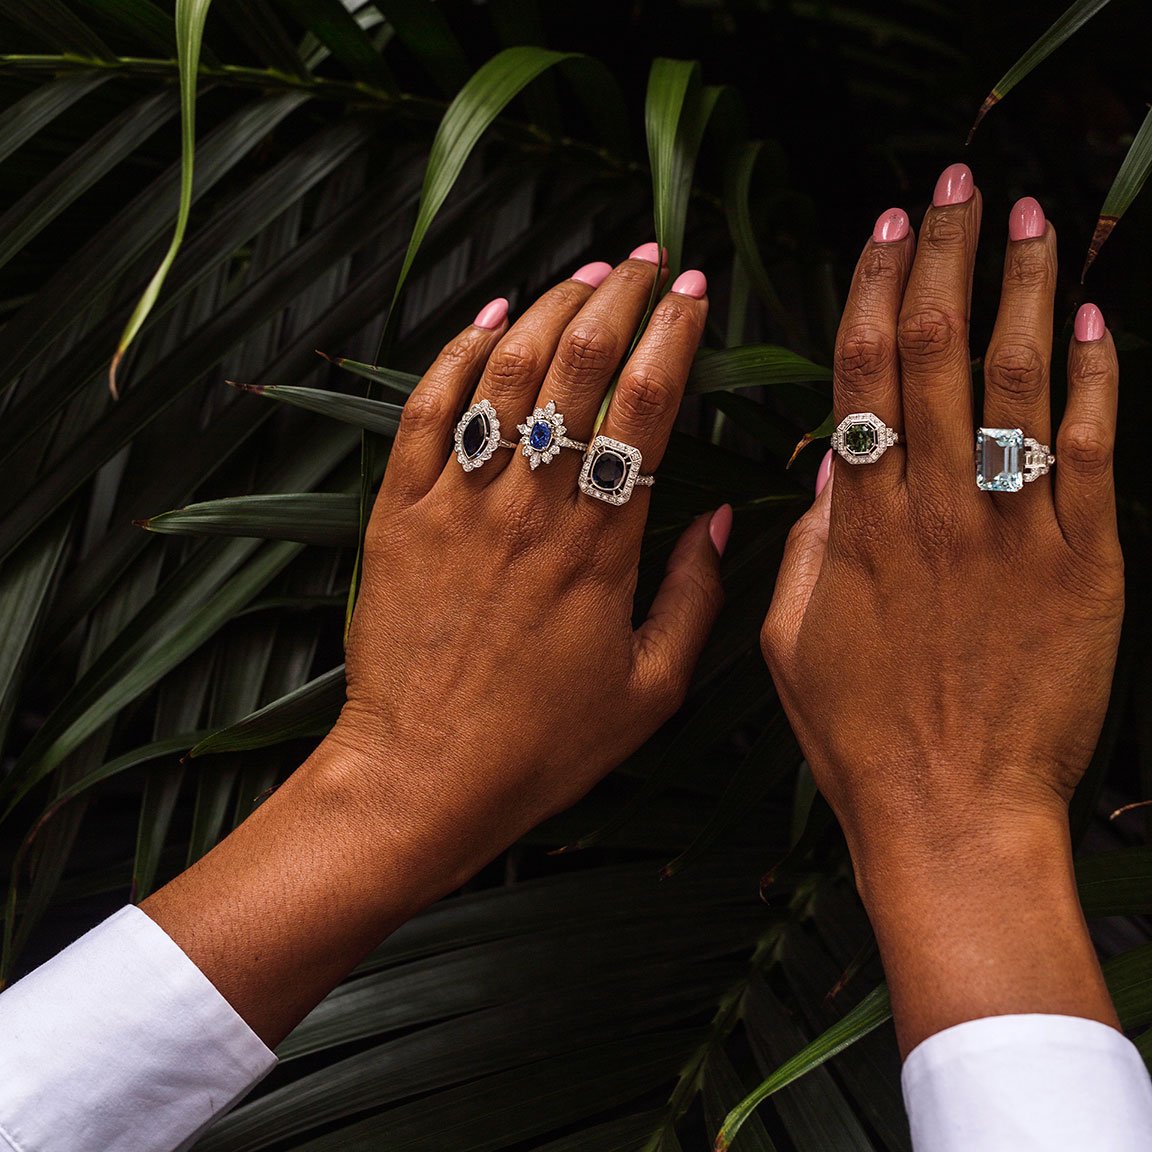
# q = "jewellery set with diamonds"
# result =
<box><xmin>830</xmin><ymin>411</ymin><xmax>1054</xmax><ymax>491</ymax></box>
<box><xmin>453</xmin><ymin>399</ymin><xmax>655</xmax><ymax>505</ymax></box>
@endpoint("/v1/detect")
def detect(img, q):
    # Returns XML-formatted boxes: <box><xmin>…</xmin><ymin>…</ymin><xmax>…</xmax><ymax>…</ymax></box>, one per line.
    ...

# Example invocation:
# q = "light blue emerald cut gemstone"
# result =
<box><xmin>976</xmin><ymin>427</ymin><xmax>1024</xmax><ymax>492</ymax></box>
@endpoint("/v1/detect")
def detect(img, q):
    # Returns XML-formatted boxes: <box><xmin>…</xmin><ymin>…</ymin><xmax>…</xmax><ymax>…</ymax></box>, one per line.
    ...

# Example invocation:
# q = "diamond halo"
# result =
<box><xmin>830</xmin><ymin>411</ymin><xmax>900</xmax><ymax>465</ymax></box>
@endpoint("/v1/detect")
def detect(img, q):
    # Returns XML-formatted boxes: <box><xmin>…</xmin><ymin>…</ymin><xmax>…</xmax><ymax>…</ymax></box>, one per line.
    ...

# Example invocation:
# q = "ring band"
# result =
<box><xmin>454</xmin><ymin>399</ymin><xmax>515</xmax><ymax>472</ymax></box>
<box><xmin>976</xmin><ymin>427</ymin><xmax>1055</xmax><ymax>492</ymax></box>
<box><xmin>830</xmin><ymin>412</ymin><xmax>900</xmax><ymax>464</ymax></box>
<box><xmin>578</xmin><ymin>435</ymin><xmax>655</xmax><ymax>505</ymax></box>
<box><xmin>517</xmin><ymin>401</ymin><xmax>589</xmax><ymax>470</ymax></box>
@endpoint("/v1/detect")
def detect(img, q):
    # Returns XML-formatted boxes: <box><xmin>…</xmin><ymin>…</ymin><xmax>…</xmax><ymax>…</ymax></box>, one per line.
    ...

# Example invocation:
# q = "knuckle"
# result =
<box><xmin>1057</xmin><ymin>421</ymin><xmax>1113</xmax><ymax>476</ymax></box>
<box><xmin>898</xmin><ymin>305</ymin><xmax>964</xmax><ymax>367</ymax></box>
<box><xmin>650</xmin><ymin>296</ymin><xmax>695</xmax><ymax>333</ymax></box>
<box><xmin>1073</xmin><ymin>349</ymin><xmax>1115</xmax><ymax>389</ymax></box>
<box><xmin>615</xmin><ymin>363</ymin><xmax>678</xmax><ymax>424</ymax></box>
<box><xmin>835</xmin><ymin>326</ymin><xmax>896</xmax><ymax>396</ymax></box>
<box><xmin>921</xmin><ymin>210</ymin><xmax>968</xmax><ymax>249</ymax></box>
<box><xmin>556</xmin><ymin>324</ymin><xmax>618</xmax><ymax>380</ymax></box>
<box><xmin>484</xmin><ymin>338</ymin><xmax>540</xmax><ymax>393</ymax></box>
<box><xmin>857</xmin><ymin>245</ymin><xmax>903</xmax><ymax>286</ymax></box>
<box><xmin>1005</xmin><ymin>246</ymin><xmax>1055</xmax><ymax>289</ymax></box>
<box><xmin>984</xmin><ymin>340</ymin><xmax>1048</xmax><ymax>400</ymax></box>
<box><xmin>398</xmin><ymin>386</ymin><xmax>447</xmax><ymax>437</ymax></box>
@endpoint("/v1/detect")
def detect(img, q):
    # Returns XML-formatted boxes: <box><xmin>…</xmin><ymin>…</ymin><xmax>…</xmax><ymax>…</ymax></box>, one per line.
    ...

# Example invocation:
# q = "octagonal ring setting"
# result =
<box><xmin>975</xmin><ymin>427</ymin><xmax>1055</xmax><ymax>493</ymax></box>
<box><xmin>516</xmin><ymin>401</ymin><xmax>589</xmax><ymax>470</ymax></box>
<box><xmin>577</xmin><ymin>435</ymin><xmax>656</xmax><ymax>506</ymax></box>
<box><xmin>830</xmin><ymin>412</ymin><xmax>900</xmax><ymax>465</ymax></box>
<box><xmin>453</xmin><ymin>399</ymin><xmax>517</xmax><ymax>472</ymax></box>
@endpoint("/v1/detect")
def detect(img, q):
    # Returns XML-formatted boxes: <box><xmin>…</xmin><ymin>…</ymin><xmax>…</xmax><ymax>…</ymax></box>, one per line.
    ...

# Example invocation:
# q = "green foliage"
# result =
<box><xmin>0</xmin><ymin>3</ymin><xmax>1149</xmax><ymax>1150</ymax></box>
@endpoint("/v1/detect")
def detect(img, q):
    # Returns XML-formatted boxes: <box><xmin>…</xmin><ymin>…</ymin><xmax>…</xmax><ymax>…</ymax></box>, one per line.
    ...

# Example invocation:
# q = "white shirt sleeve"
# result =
<box><xmin>0</xmin><ymin>905</ymin><xmax>276</xmax><ymax>1152</ymax></box>
<box><xmin>902</xmin><ymin>1013</ymin><xmax>1152</xmax><ymax>1151</ymax></box>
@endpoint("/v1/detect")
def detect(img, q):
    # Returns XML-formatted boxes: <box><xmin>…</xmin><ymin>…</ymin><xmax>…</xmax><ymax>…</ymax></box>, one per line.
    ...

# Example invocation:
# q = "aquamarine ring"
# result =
<box><xmin>830</xmin><ymin>411</ymin><xmax>900</xmax><ymax>464</ymax></box>
<box><xmin>516</xmin><ymin>401</ymin><xmax>588</xmax><ymax>470</ymax></box>
<box><xmin>976</xmin><ymin>427</ymin><xmax>1055</xmax><ymax>492</ymax></box>
<box><xmin>454</xmin><ymin>399</ymin><xmax>517</xmax><ymax>472</ymax></box>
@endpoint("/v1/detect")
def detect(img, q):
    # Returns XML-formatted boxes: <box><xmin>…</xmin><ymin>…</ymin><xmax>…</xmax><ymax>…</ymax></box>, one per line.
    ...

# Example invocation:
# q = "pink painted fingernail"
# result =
<box><xmin>629</xmin><ymin>242</ymin><xmax>665</xmax><ymax>264</ymax></box>
<box><xmin>873</xmin><ymin>208</ymin><xmax>909</xmax><ymax>243</ymax></box>
<box><xmin>1074</xmin><ymin>303</ymin><xmax>1105</xmax><ymax>343</ymax></box>
<box><xmin>815</xmin><ymin>449</ymin><xmax>834</xmax><ymax>497</ymax></box>
<box><xmin>709</xmin><ymin>504</ymin><xmax>733</xmax><ymax>557</ymax></box>
<box><xmin>1009</xmin><ymin>196</ymin><xmax>1046</xmax><ymax>241</ymax></box>
<box><xmin>933</xmin><ymin>162</ymin><xmax>974</xmax><ymax>207</ymax></box>
<box><xmin>571</xmin><ymin>261</ymin><xmax>612</xmax><ymax>287</ymax></box>
<box><xmin>671</xmin><ymin>269</ymin><xmax>707</xmax><ymax>298</ymax></box>
<box><xmin>473</xmin><ymin>297</ymin><xmax>508</xmax><ymax>329</ymax></box>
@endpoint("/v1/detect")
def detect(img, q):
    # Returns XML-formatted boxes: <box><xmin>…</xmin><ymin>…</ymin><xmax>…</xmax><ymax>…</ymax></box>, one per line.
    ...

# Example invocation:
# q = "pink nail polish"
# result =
<box><xmin>571</xmin><ymin>261</ymin><xmax>612</xmax><ymax>288</ymax></box>
<box><xmin>473</xmin><ymin>298</ymin><xmax>508</xmax><ymax>329</ymax></box>
<box><xmin>873</xmin><ymin>208</ymin><xmax>909</xmax><ymax>244</ymax></box>
<box><xmin>933</xmin><ymin>162</ymin><xmax>974</xmax><ymax>207</ymax></box>
<box><xmin>1009</xmin><ymin>196</ymin><xmax>1045</xmax><ymax>241</ymax></box>
<box><xmin>629</xmin><ymin>242</ymin><xmax>665</xmax><ymax>265</ymax></box>
<box><xmin>709</xmin><ymin>504</ymin><xmax>733</xmax><ymax>556</ymax></box>
<box><xmin>815</xmin><ymin>449</ymin><xmax>834</xmax><ymax>497</ymax></box>
<box><xmin>671</xmin><ymin>269</ymin><xmax>707</xmax><ymax>298</ymax></box>
<box><xmin>1074</xmin><ymin>303</ymin><xmax>1105</xmax><ymax>343</ymax></box>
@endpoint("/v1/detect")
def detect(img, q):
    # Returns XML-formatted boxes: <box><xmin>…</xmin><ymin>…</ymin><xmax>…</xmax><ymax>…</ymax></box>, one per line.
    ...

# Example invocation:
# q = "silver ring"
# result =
<box><xmin>577</xmin><ymin>435</ymin><xmax>655</xmax><ymax>506</ymax></box>
<box><xmin>516</xmin><ymin>401</ymin><xmax>589</xmax><ymax>470</ymax></box>
<box><xmin>830</xmin><ymin>412</ymin><xmax>900</xmax><ymax>464</ymax></box>
<box><xmin>976</xmin><ymin>427</ymin><xmax>1055</xmax><ymax>492</ymax></box>
<box><xmin>453</xmin><ymin>399</ymin><xmax>516</xmax><ymax>472</ymax></box>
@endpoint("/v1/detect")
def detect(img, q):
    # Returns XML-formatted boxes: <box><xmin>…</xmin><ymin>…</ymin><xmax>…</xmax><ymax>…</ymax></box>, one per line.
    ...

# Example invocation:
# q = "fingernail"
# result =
<box><xmin>571</xmin><ymin>261</ymin><xmax>612</xmax><ymax>288</ymax></box>
<box><xmin>815</xmin><ymin>449</ymin><xmax>834</xmax><ymax>497</ymax></box>
<box><xmin>1009</xmin><ymin>196</ymin><xmax>1045</xmax><ymax>241</ymax></box>
<box><xmin>933</xmin><ymin>162</ymin><xmax>974</xmax><ymax>207</ymax></box>
<box><xmin>629</xmin><ymin>242</ymin><xmax>665</xmax><ymax>264</ymax></box>
<box><xmin>1074</xmin><ymin>302</ymin><xmax>1105</xmax><ymax>343</ymax></box>
<box><xmin>873</xmin><ymin>208</ymin><xmax>909</xmax><ymax>243</ymax></box>
<box><xmin>709</xmin><ymin>504</ymin><xmax>733</xmax><ymax>557</ymax></box>
<box><xmin>671</xmin><ymin>269</ymin><xmax>707</xmax><ymax>298</ymax></box>
<box><xmin>473</xmin><ymin>298</ymin><xmax>508</xmax><ymax>329</ymax></box>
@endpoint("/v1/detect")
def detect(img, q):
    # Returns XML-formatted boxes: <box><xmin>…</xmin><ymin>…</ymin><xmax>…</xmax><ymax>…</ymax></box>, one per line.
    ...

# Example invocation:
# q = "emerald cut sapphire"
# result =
<box><xmin>528</xmin><ymin>421</ymin><xmax>553</xmax><ymax>451</ymax></box>
<box><xmin>461</xmin><ymin>412</ymin><xmax>489</xmax><ymax>459</ymax></box>
<box><xmin>976</xmin><ymin>427</ymin><xmax>1023</xmax><ymax>492</ymax></box>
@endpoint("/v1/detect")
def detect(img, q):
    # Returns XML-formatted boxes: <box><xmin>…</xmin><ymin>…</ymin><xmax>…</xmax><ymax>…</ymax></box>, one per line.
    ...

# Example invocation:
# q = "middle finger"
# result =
<box><xmin>898</xmin><ymin>162</ymin><xmax>982</xmax><ymax>489</ymax></box>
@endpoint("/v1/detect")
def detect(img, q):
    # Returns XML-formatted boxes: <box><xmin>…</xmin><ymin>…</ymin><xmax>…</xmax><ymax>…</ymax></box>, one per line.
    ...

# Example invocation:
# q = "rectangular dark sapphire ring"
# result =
<box><xmin>577</xmin><ymin>435</ymin><xmax>656</xmax><ymax>506</ymax></box>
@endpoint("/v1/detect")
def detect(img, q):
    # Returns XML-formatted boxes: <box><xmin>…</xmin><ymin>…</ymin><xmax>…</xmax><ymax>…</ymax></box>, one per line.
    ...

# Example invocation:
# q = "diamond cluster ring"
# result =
<box><xmin>516</xmin><ymin>401</ymin><xmax>588</xmax><ymax>469</ymax></box>
<box><xmin>976</xmin><ymin>427</ymin><xmax>1054</xmax><ymax>492</ymax></box>
<box><xmin>830</xmin><ymin>412</ymin><xmax>900</xmax><ymax>464</ymax></box>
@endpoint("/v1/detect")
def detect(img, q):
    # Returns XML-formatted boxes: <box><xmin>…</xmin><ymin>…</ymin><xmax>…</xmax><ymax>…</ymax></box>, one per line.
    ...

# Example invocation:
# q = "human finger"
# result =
<box><xmin>831</xmin><ymin>207</ymin><xmax>915</xmax><ymax>493</ymax></box>
<box><xmin>982</xmin><ymin>197</ymin><xmax>1057</xmax><ymax>509</ymax></box>
<box><xmin>631</xmin><ymin>504</ymin><xmax>728</xmax><ymax>716</ymax></box>
<box><xmin>380</xmin><ymin>299</ymin><xmax>509</xmax><ymax>507</ymax></box>
<box><xmin>1054</xmin><ymin>305</ymin><xmax>1119</xmax><ymax>557</ymax></box>
<box><xmin>898</xmin><ymin>163</ymin><xmax>982</xmax><ymax>489</ymax></box>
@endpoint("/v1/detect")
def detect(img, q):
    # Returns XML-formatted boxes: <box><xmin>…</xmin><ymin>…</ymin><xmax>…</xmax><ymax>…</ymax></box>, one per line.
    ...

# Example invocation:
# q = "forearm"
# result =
<box><xmin>852</xmin><ymin>807</ymin><xmax>1118</xmax><ymax>1058</ymax></box>
<box><xmin>141</xmin><ymin>733</ymin><xmax>479</xmax><ymax>1048</ymax></box>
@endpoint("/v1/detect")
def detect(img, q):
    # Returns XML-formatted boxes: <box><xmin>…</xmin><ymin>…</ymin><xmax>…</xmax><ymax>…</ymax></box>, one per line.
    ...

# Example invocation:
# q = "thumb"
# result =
<box><xmin>762</xmin><ymin>450</ymin><xmax>833</xmax><ymax>663</ymax></box>
<box><xmin>631</xmin><ymin>504</ymin><xmax>730</xmax><ymax>710</ymax></box>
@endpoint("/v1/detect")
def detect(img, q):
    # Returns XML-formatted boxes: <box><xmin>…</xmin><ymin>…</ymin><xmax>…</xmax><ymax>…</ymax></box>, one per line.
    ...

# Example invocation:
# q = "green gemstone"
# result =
<box><xmin>844</xmin><ymin>423</ymin><xmax>877</xmax><ymax>455</ymax></box>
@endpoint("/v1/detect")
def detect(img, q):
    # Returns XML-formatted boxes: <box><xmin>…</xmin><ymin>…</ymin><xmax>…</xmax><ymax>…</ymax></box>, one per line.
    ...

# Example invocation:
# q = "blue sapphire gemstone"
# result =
<box><xmin>461</xmin><ymin>412</ymin><xmax>489</xmax><ymax>459</ymax></box>
<box><xmin>590</xmin><ymin>449</ymin><xmax>627</xmax><ymax>491</ymax></box>
<box><xmin>528</xmin><ymin>421</ymin><xmax>553</xmax><ymax>451</ymax></box>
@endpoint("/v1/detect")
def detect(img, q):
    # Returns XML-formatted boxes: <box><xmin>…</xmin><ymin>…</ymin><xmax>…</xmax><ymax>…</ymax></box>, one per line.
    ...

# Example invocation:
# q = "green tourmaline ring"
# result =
<box><xmin>975</xmin><ymin>427</ymin><xmax>1055</xmax><ymax>492</ymax></box>
<box><xmin>830</xmin><ymin>412</ymin><xmax>900</xmax><ymax>465</ymax></box>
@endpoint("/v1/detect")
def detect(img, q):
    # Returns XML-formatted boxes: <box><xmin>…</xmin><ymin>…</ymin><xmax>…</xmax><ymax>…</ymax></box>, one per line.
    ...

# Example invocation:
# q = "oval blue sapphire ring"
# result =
<box><xmin>578</xmin><ymin>435</ymin><xmax>656</xmax><ymax>506</ymax></box>
<box><xmin>516</xmin><ymin>401</ymin><xmax>588</xmax><ymax>470</ymax></box>
<box><xmin>453</xmin><ymin>399</ymin><xmax>517</xmax><ymax>472</ymax></box>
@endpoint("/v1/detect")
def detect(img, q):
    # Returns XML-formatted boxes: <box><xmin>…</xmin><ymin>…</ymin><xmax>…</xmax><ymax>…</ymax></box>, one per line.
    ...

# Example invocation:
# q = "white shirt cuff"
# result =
<box><xmin>902</xmin><ymin>1013</ymin><xmax>1152</xmax><ymax>1152</ymax></box>
<box><xmin>0</xmin><ymin>905</ymin><xmax>276</xmax><ymax>1152</ymax></box>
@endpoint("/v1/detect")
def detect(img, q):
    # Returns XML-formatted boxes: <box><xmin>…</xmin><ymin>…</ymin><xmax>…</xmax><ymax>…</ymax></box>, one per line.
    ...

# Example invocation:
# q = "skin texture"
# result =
<box><xmin>761</xmin><ymin>175</ymin><xmax>1125</xmax><ymax>1055</ymax></box>
<box><xmin>143</xmin><ymin>252</ymin><xmax>726</xmax><ymax>1047</ymax></box>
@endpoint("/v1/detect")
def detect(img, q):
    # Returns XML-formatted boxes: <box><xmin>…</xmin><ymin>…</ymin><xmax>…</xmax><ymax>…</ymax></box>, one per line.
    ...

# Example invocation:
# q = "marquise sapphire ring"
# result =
<box><xmin>454</xmin><ymin>399</ymin><xmax>517</xmax><ymax>472</ymax></box>
<box><xmin>516</xmin><ymin>401</ymin><xmax>589</xmax><ymax>470</ymax></box>
<box><xmin>975</xmin><ymin>427</ymin><xmax>1054</xmax><ymax>492</ymax></box>
<box><xmin>830</xmin><ymin>411</ymin><xmax>900</xmax><ymax>465</ymax></box>
<box><xmin>577</xmin><ymin>435</ymin><xmax>656</xmax><ymax>506</ymax></box>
